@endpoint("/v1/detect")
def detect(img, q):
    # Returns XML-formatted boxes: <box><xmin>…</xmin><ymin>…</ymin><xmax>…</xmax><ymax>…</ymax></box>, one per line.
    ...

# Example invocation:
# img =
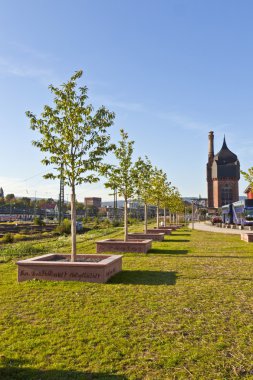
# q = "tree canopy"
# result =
<box><xmin>26</xmin><ymin>70</ymin><xmax>115</xmax><ymax>189</ymax></box>
<box><xmin>26</xmin><ymin>70</ymin><xmax>115</xmax><ymax>260</ymax></box>
<box><xmin>241</xmin><ymin>167</ymin><xmax>253</xmax><ymax>188</ymax></box>
<box><xmin>105</xmin><ymin>129</ymin><xmax>136</xmax><ymax>241</ymax></box>
<box><xmin>133</xmin><ymin>156</ymin><xmax>154</xmax><ymax>204</ymax></box>
<box><xmin>105</xmin><ymin>129</ymin><xmax>136</xmax><ymax>201</ymax></box>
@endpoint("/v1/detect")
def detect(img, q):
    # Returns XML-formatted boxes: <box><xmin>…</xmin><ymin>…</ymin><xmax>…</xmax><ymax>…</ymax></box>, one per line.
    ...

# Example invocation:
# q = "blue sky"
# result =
<box><xmin>0</xmin><ymin>0</ymin><xmax>253</xmax><ymax>201</ymax></box>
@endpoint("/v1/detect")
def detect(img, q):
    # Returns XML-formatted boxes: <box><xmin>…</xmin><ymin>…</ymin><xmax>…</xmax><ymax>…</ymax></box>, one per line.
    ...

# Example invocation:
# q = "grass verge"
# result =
<box><xmin>0</xmin><ymin>225</ymin><xmax>253</xmax><ymax>379</ymax></box>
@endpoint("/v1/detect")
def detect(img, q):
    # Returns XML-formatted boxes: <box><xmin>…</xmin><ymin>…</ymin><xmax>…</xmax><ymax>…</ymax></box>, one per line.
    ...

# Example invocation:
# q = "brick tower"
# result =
<box><xmin>206</xmin><ymin>132</ymin><xmax>240</xmax><ymax>208</ymax></box>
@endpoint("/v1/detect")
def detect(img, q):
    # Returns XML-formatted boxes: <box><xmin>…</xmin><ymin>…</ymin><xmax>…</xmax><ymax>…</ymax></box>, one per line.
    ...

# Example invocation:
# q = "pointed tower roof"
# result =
<box><xmin>222</xmin><ymin>135</ymin><xmax>227</xmax><ymax>149</ymax></box>
<box><xmin>213</xmin><ymin>135</ymin><xmax>238</xmax><ymax>164</ymax></box>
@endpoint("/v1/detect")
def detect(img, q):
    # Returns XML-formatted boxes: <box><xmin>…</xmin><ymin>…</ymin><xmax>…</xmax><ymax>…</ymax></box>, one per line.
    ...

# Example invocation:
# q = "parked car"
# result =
<box><xmin>211</xmin><ymin>216</ymin><xmax>222</xmax><ymax>225</ymax></box>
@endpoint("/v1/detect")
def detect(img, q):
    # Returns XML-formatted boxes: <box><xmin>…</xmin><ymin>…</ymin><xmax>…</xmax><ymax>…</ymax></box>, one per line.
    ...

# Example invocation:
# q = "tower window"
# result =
<box><xmin>221</xmin><ymin>184</ymin><xmax>232</xmax><ymax>205</ymax></box>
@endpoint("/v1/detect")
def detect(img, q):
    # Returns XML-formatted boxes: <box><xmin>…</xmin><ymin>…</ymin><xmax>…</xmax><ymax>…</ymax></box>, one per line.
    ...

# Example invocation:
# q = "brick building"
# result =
<box><xmin>207</xmin><ymin>131</ymin><xmax>240</xmax><ymax>208</ymax></box>
<box><xmin>84</xmin><ymin>197</ymin><xmax>102</xmax><ymax>208</ymax></box>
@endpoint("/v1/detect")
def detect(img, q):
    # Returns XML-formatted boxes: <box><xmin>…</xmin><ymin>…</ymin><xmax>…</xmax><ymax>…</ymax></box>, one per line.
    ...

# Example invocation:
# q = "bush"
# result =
<box><xmin>93</xmin><ymin>217</ymin><xmax>100</xmax><ymax>229</ymax></box>
<box><xmin>55</xmin><ymin>219</ymin><xmax>71</xmax><ymax>235</ymax></box>
<box><xmin>128</xmin><ymin>217</ymin><xmax>138</xmax><ymax>225</ymax></box>
<box><xmin>2</xmin><ymin>233</ymin><xmax>14</xmax><ymax>243</ymax></box>
<box><xmin>83</xmin><ymin>216</ymin><xmax>92</xmax><ymax>223</ymax></box>
<box><xmin>13</xmin><ymin>234</ymin><xmax>27</xmax><ymax>242</ymax></box>
<box><xmin>112</xmin><ymin>220</ymin><xmax>123</xmax><ymax>227</ymax></box>
<box><xmin>101</xmin><ymin>219</ymin><xmax>112</xmax><ymax>228</ymax></box>
<box><xmin>33</xmin><ymin>216</ymin><xmax>45</xmax><ymax>226</ymax></box>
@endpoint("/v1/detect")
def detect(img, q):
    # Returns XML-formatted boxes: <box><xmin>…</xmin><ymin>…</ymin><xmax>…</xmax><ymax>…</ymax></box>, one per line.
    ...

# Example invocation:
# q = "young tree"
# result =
<box><xmin>161</xmin><ymin>185</ymin><xmax>175</xmax><ymax>227</ymax></box>
<box><xmin>167</xmin><ymin>188</ymin><xmax>184</xmax><ymax>224</ymax></box>
<box><xmin>26</xmin><ymin>70</ymin><xmax>115</xmax><ymax>261</ymax></box>
<box><xmin>105</xmin><ymin>129</ymin><xmax>136</xmax><ymax>241</ymax></box>
<box><xmin>149</xmin><ymin>168</ymin><xmax>169</xmax><ymax>228</ymax></box>
<box><xmin>133</xmin><ymin>156</ymin><xmax>154</xmax><ymax>234</ymax></box>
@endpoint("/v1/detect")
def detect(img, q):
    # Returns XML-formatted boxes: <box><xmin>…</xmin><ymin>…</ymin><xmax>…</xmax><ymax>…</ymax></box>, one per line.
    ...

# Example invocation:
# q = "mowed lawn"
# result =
<box><xmin>1</xmin><ymin>226</ymin><xmax>253</xmax><ymax>380</ymax></box>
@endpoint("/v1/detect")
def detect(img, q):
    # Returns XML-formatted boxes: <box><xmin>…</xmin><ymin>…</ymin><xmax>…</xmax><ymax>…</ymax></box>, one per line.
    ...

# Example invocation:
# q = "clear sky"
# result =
<box><xmin>0</xmin><ymin>0</ymin><xmax>253</xmax><ymax>202</ymax></box>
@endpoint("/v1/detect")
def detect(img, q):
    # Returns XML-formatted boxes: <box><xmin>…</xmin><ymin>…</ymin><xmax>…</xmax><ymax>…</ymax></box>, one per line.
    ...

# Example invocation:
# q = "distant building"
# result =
<box><xmin>207</xmin><ymin>131</ymin><xmax>240</xmax><ymax>208</ymax></box>
<box><xmin>40</xmin><ymin>202</ymin><xmax>58</xmax><ymax>218</ymax></box>
<box><xmin>244</xmin><ymin>185</ymin><xmax>253</xmax><ymax>200</ymax></box>
<box><xmin>84</xmin><ymin>197</ymin><xmax>102</xmax><ymax>208</ymax></box>
<box><xmin>106</xmin><ymin>206</ymin><xmax>124</xmax><ymax>220</ymax></box>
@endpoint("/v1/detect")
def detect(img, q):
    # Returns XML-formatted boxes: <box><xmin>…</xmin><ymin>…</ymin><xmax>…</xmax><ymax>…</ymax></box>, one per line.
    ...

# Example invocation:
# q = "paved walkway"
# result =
<box><xmin>189</xmin><ymin>222</ymin><xmax>245</xmax><ymax>235</ymax></box>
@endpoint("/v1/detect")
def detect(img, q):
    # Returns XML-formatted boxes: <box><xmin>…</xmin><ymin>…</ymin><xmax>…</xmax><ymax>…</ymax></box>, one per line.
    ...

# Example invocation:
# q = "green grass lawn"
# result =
<box><xmin>1</xmin><ymin>226</ymin><xmax>253</xmax><ymax>379</ymax></box>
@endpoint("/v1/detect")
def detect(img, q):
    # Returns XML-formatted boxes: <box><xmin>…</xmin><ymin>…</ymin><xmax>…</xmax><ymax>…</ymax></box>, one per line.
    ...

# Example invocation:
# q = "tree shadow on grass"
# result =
<box><xmin>172</xmin><ymin>233</ymin><xmax>191</xmax><ymax>236</ymax></box>
<box><xmin>179</xmin><ymin>255</ymin><xmax>253</xmax><ymax>259</ymax></box>
<box><xmin>0</xmin><ymin>366</ymin><xmax>126</xmax><ymax>380</ymax></box>
<box><xmin>164</xmin><ymin>239</ymin><xmax>190</xmax><ymax>243</ymax></box>
<box><xmin>0</xmin><ymin>357</ymin><xmax>127</xmax><ymax>380</ymax></box>
<box><xmin>149</xmin><ymin>248</ymin><xmax>188</xmax><ymax>255</ymax></box>
<box><xmin>108</xmin><ymin>270</ymin><xmax>177</xmax><ymax>285</ymax></box>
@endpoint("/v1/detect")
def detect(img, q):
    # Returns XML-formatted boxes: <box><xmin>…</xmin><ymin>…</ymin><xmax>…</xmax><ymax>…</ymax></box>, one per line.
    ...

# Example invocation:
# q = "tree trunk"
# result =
<box><xmin>144</xmin><ymin>203</ymin><xmax>148</xmax><ymax>234</ymax></box>
<box><xmin>71</xmin><ymin>188</ymin><xmax>77</xmax><ymax>262</ymax></box>
<box><xmin>156</xmin><ymin>202</ymin><xmax>159</xmax><ymax>229</ymax></box>
<box><xmin>163</xmin><ymin>206</ymin><xmax>166</xmax><ymax>227</ymax></box>
<box><xmin>124</xmin><ymin>198</ymin><xmax>128</xmax><ymax>242</ymax></box>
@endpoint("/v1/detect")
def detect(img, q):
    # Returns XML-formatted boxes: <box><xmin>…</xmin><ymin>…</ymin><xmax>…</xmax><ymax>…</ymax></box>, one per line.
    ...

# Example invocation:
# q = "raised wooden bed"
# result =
<box><xmin>127</xmin><ymin>232</ymin><xmax>165</xmax><ymax>241</ymax></box>
<box><xmin>241</xmin><ymin>233</ymin><xmax>253</xmax><ymax>242</ymax></box>
<box><xmin>147</xmin><ymin>228</ymin><xmax>172</xmax><ymax>235</ymax></box>
<box><xmin>96</xmin><ymin>239</ymin><xmax>152</xmax><ymax>253</ymax></box>
<box><xmin>17</xmin><ymin>253</ymin><xmax>122</xmax><ymax>283</ymax></box>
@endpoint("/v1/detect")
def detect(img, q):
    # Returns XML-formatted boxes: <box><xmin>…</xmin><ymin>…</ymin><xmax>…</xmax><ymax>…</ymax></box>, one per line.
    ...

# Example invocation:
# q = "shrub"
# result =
<box><xmin>2</xmin><ymin>233</ymin><xmax>14</xmax><ymax>243</ymax></box>
<box><xmin>101</xmin><ymin>219</ymin><xmax>112</xmax><ymax>228</ymax></box>
<box><xmin>128</xmin><ymin>217</ymin><xmax>138</xmax><ymax>225</ymax></box>
<box><xmin>93</xmin><ymin>217</ymin><xmax>100</xmax><ymax>229</ymax></box>
<box><xmin>55</xmin><ymin>219</ymin><xmax>71</xmax><ymax>235</ymax></box>
<box><xmin>33</xmin><ymin>216</ymin><xmax>45</xmax><ymax>226</ymax></box>
<box><xmin>82</xmin><ymin>217</ymin><xmax>88</xmax><ymax>224</ymax></box>
<box><xmin>112</xmin><ymin>220</ymin><xmax>123</xmax><ymax>227</ymax></box>
<box><xmin>13</xmin><ymin>234</ymin><xmax>27</xmax><ymax>242</ymax></box>
<box><xmin>19</xmin><ymin>242</ymin><xmax>48</xmax><ymax>255</ymax></box>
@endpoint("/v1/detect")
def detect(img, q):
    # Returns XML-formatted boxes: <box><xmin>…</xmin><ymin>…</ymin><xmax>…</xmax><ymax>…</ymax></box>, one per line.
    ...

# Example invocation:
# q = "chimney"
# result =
<box><xmin>208</xmin><ymin>131</ymin><xmax>214</xmax><ymax>163</ymax></box>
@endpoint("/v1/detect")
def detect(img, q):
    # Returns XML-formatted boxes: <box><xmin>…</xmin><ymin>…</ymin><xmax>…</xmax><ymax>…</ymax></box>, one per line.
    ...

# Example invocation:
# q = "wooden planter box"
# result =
<box><xmin>147</xmin><ymin>228</ymin><xmax>172</xmax><ymax>235</ymax></box>
<box><xmin>127</xmin><ymin>232</ymin><xmax>165</xmax><ymax>241</ymax></box>
<box><xmin>241</xmin><ymin>233</ymin><xmax>253</xmax><ymax>242</ymax></box>
<box><xmin>17</xmin><ymin>254</ymin><xmax>122</xmax><ymax>283</ymax></box>
<box><xmin>96</xmin><ymin>239</ymin><xmax>152</xmax><ymax>253</ymax></box>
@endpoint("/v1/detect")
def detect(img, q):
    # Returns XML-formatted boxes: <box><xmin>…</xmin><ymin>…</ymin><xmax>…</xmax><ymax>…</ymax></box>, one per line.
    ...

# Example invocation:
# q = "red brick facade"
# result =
<box><xmin>207</xmin><ymin>132</ymin><xmax>240</xmax><ymax>208</ymax></box>
<box><xmin>212</xmin><ymin>179</ymin><xmax>239</xmax><ymax>208</ymax></box>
